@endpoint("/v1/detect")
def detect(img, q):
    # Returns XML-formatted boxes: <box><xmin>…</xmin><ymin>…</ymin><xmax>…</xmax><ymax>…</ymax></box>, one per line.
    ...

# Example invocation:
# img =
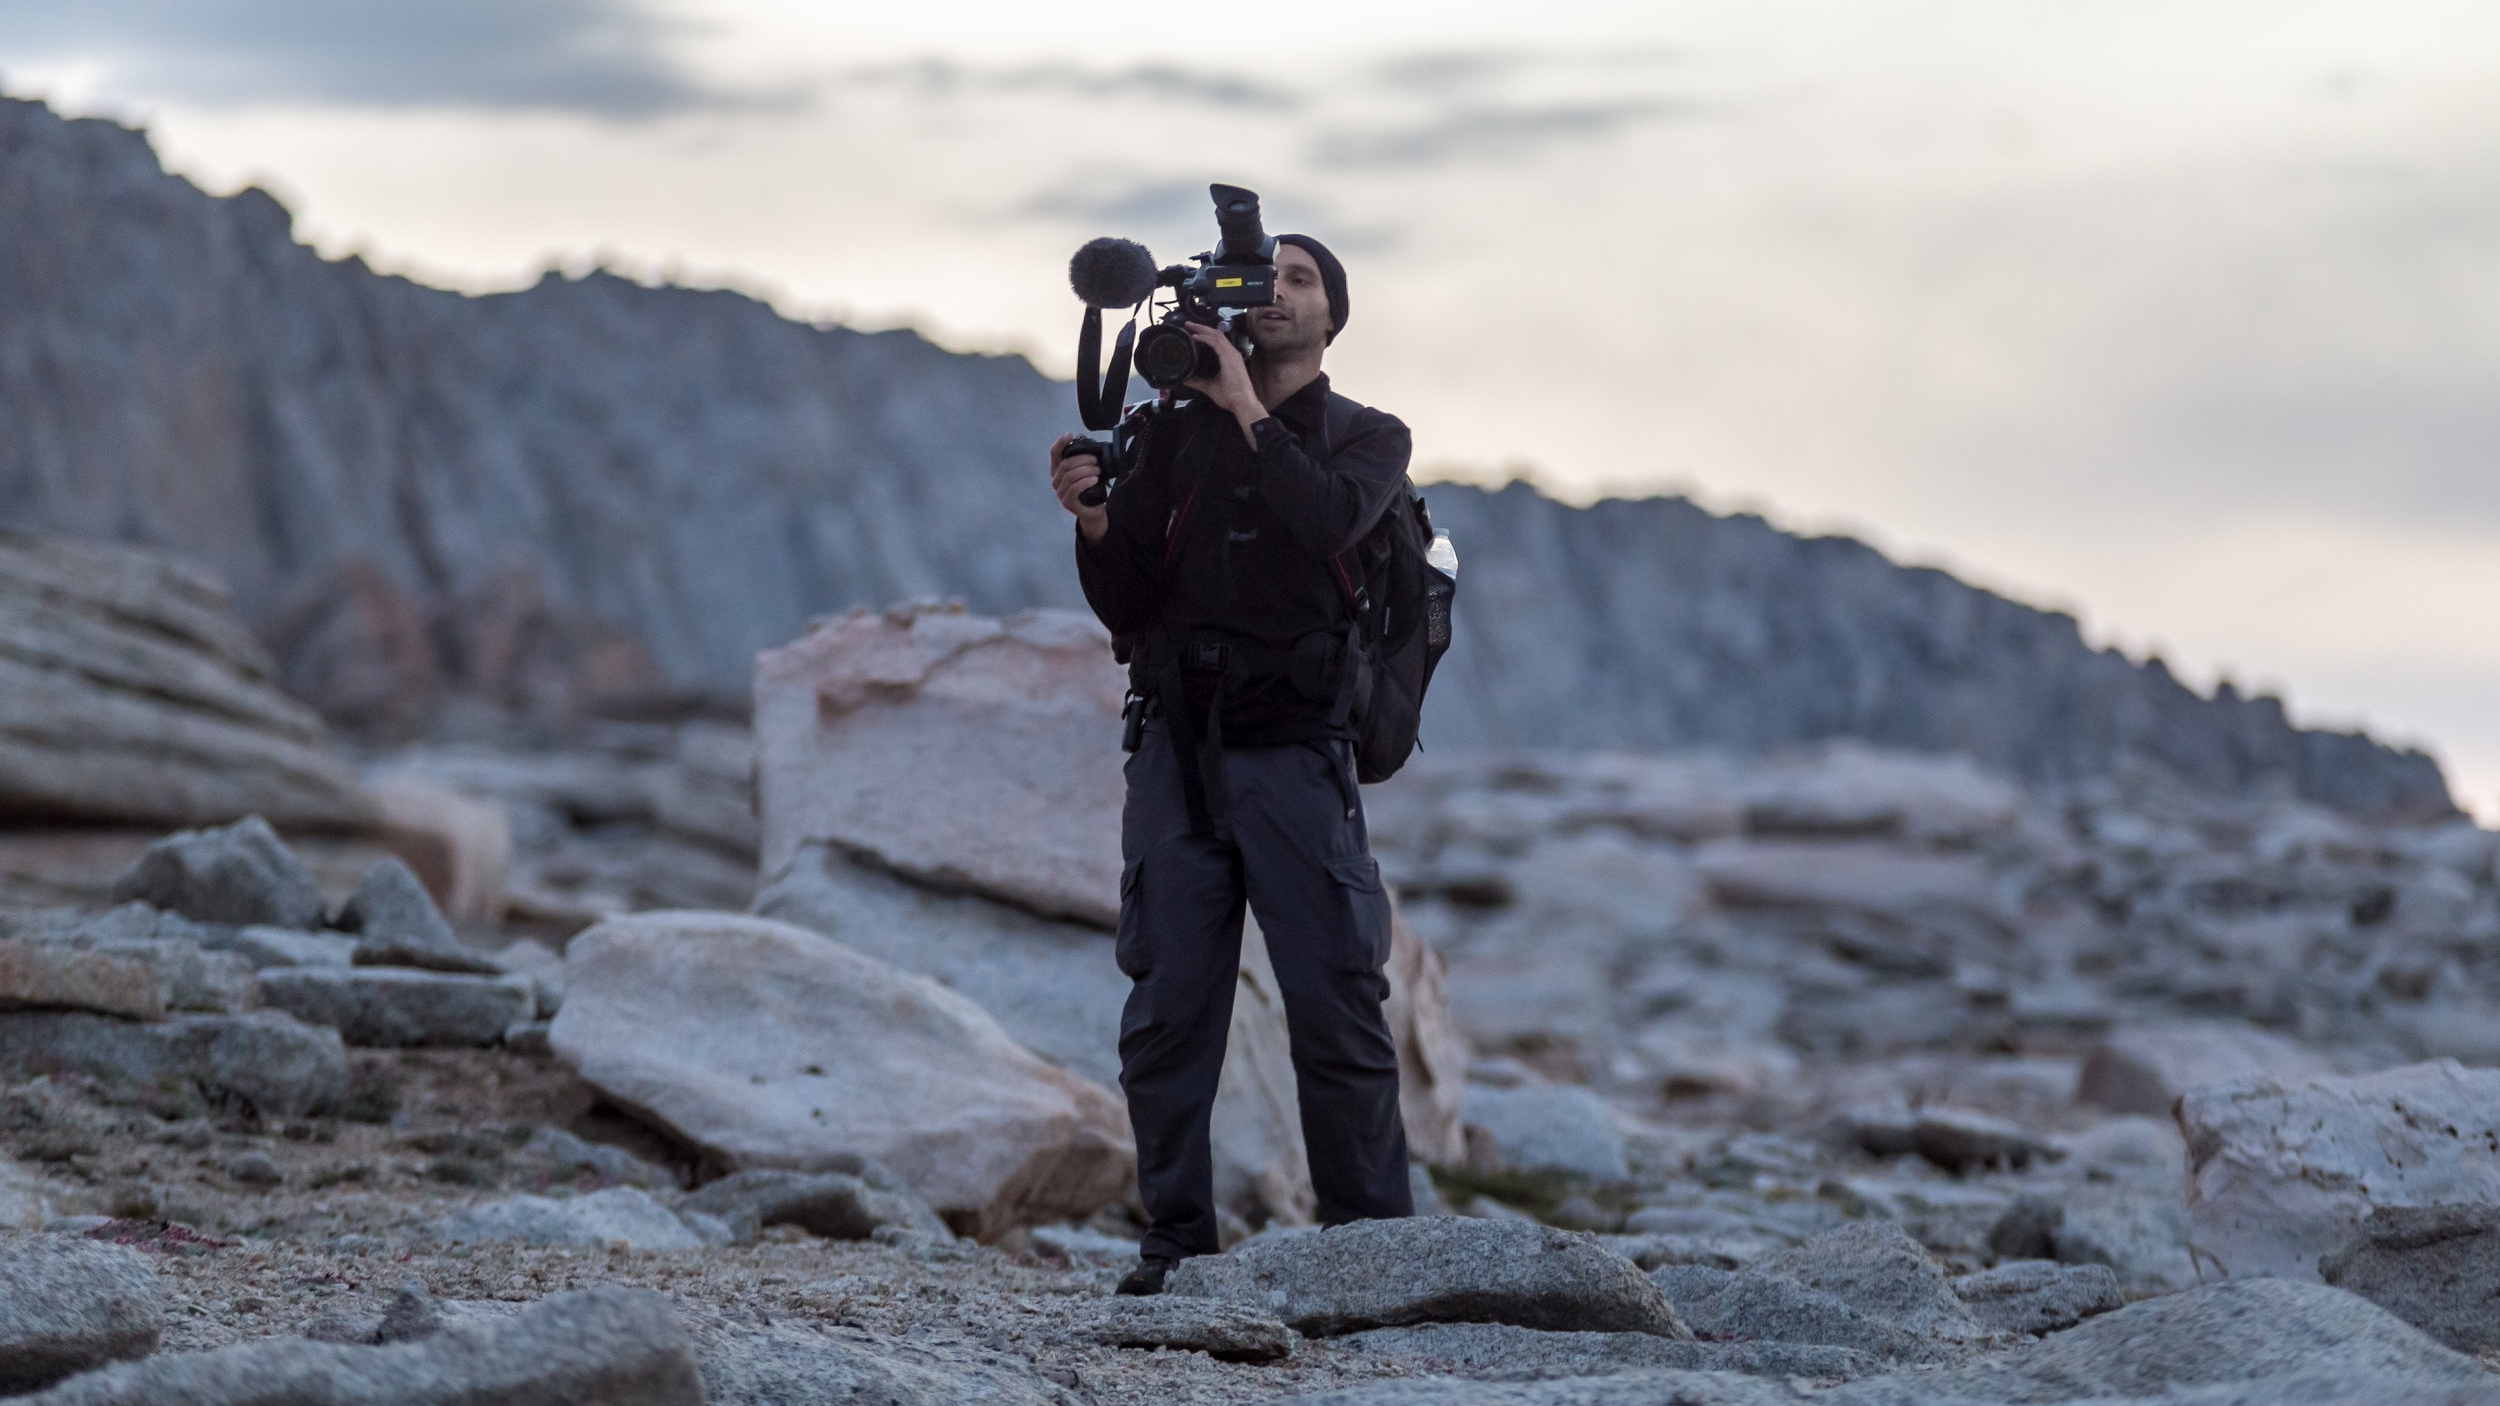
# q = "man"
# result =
<box><xmin>1047</xmin><ymin>234</ymin><xmax>1414</xmax><ymax>1295</ymax></box>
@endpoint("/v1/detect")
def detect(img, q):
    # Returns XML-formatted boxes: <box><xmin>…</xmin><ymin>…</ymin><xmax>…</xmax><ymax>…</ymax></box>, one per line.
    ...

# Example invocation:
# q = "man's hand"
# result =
<box><xmin>1182</xmin><ymin>323</ymin><xmax>1268</xmax><ymax>447</ymax></box>
<box><xmin>1049</xmin><ymin>434</ymin><xmax>1111</xmax><ymax>545</ymax></box>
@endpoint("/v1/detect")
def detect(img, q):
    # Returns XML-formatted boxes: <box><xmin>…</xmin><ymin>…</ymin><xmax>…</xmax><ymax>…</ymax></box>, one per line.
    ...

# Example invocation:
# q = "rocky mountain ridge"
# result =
<box><xmin>1420</xmin><ymin>486</ymin><xmax>2452</xmax><ymax>819</ymax></box>
<box><xmin>0</xmin><ymin>95</ymin><xmax>2452</xmax><ymax>818</ymax></box>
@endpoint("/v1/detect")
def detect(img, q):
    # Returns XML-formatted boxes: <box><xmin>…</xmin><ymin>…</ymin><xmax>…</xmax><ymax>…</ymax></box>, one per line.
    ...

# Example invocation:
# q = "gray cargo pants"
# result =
<box><xmin>1117</xmin><ymin>717</ymin><xmax>1413</xmax><ymax>1263</ymax></box>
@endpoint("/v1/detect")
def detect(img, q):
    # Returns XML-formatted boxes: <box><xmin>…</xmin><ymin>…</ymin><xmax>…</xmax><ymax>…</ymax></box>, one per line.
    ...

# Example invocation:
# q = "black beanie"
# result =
<box><xmin>1276</xmin><ymin>233</ymin><xmax>1348</xmax><ymax>343</ymax></box>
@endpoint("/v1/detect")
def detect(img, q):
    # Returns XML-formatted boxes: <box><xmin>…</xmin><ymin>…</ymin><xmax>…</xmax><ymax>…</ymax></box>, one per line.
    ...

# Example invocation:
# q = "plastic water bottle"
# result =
<box><xmin>1426</xmin><ymin>530</ymin><xmax>1458</xmax><ymax>580</ymax></box>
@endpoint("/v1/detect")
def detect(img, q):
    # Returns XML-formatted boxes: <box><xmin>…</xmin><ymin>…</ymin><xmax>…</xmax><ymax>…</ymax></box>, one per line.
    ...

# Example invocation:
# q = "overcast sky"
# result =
<box><xmin>7</xmin><ymin>0</ymin><xmax>2496</xmax><ymax>818</ymax></box>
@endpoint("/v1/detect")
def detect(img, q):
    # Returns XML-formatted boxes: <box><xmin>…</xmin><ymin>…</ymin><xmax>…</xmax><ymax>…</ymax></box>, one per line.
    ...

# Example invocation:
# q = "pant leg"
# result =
<box><xmin>1227</xmin><ymin>737</ymin><xmax>1414</xmax><ymax>1226</ymax></box>
<box><xmin>1116</xmin><ymin>719</ymin><xmax>1247</xmax><ymax>1262</ymax></box>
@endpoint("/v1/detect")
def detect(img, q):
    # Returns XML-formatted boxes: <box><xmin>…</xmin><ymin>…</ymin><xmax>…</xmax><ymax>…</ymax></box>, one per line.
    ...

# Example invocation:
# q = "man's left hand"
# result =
<box><xmin>1182</xmin><ymin>323</ymin><xmax>1267</xmax><ymax>446</ymax></box>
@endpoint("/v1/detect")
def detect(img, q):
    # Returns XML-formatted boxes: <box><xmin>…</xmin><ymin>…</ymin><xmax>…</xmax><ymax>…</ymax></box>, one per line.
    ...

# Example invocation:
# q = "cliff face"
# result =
<box><xmin>0</xmin><ymin>98</ymin><xmax>2454</xmax><ymax>818</ymax></box>
<box><xmin>0</xmin><ymin>97</ymin><xmax>1083</xmax><ymax>731</ymax></box>
<box><xmin>1413</xmin><ymin>485</ymin><xmax>2452</xmax><ymax>820</ymax></box>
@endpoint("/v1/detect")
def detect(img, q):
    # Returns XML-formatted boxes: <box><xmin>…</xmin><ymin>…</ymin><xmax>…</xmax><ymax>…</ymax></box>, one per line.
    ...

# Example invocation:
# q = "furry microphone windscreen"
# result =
<box><xmin>1069</xmin><ymin>238</ymin><xmax>1159</xmax><ymax>309</ymax></box>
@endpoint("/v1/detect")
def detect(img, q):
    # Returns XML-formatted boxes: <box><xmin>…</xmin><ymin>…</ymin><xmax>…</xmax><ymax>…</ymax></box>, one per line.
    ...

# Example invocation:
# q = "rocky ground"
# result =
<box><xmin>2</xmin><ymin>1026</ymin><xmax>2497</xmax><ymax>1404</ymax></box>
<box><xmin>0</xmin><ymin>1047</ymin><xmax>1424</xmax><ymax>1405</ymax></box>
<box><xmin>5</xmin><ymin>749</ymin><xmax>2500</xmax><ymax>1402</ymax></box>
<box><xmin>6</xmin><ymin>584</ymin><xmax>2500</xmax><ymax>1403</ymax></box>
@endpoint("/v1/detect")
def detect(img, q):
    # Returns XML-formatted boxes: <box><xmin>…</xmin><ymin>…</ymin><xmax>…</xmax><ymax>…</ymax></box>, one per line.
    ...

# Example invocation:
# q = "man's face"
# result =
<box><xmin>1244</xmin><ymin>244</ymin><xmax>1331</xmax><ymax>358</ymax></box>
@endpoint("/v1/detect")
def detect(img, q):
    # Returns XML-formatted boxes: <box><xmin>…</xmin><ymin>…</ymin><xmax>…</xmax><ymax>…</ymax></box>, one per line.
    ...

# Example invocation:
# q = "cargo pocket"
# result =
<box><xmin>1326</xmin><ymin>854</ymin><xmax>1392</xmax><ymax>973</ymax></box>
<box><xmin>1114</xmin><ymin>858</ymin><xmax>1150</xmax><ymax>979</ymax></box>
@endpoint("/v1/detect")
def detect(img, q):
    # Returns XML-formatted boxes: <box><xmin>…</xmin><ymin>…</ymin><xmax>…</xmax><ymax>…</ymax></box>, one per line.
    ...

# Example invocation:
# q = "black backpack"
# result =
<box><xmin>1321</xmin><ymin>393</ymin><xmax>1457</xmax><ymax>784</ymax></box>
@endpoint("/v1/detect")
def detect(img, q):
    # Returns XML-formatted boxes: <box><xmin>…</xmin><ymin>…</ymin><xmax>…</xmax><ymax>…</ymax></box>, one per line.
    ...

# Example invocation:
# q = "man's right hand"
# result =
<box><xmin>1049</xmin><ymin>435</ymin><xmax>1110</xmax><ymax>545</ymax></box>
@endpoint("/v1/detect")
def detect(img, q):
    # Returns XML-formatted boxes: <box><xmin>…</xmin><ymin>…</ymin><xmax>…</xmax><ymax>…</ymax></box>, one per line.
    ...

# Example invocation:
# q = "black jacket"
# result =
<box><xmin>1075</xmin><ymin>373</ymin><xmax>1413</xmax><ymax>746</ymax></box>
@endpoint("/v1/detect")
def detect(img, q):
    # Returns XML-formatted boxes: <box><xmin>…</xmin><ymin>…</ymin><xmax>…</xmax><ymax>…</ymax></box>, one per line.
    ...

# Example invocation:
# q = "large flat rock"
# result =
<box><xmin>1750</xmin><ymin>1221</ymin><xmax>1988</xmax><ymax>1346</ymax></box>
<box><xmin>752</xmin><ymin>605</ymin><xmax>1128</xmax><ymax>925</ymax></box>
<box><xmin>2180</xmin><ymin>1059</ymin><xmax>2500</xmax><ymax>1282</ymax></box>
<box><xmin>12</xmin><ymin>1285</ymin><xmax>701</xmax><ymax>1406</ymax></box>
<box><xmin>0</xmin><ymin>1156</ymin><xmax>65</xmax><ymax>1229</ymax></box>
<box><xmin>35</xmin><ymin>905</ymin><xmax>259</xmax><ymax>1012</ymax></box>
<box><xmin>259</xmin><ymin>968</ymin><xmax>531</xmax><ymax>1047</ymax></box>
<box><xmin>1950</xmin><ymin>1261</ymin><xmax>2123</xmax><ymax>1337</ymax></box>
<box><xmin>0</xmin><ymin>941</ymin><xmax>164</xmax><ymax>1020</ymax></box>
<box><xmin>1069</xmin><ymin>1297</ymin><xmax>1294</xmax><ymax>1363</ymax></box>
<box><xmin>0</xmin><ymin>533</ymin><xmax>370</xmax><ymax>829</ymax></box>
<box><xmin>676</xmin><ymin>1167</ymin><xmax>947</xmax><ymax>1241</ymax></box>
<box><xmin>1266</xmin><ymin>1281</ymin><xmax>2500</xmax><ymax>1406</ymax></box>
<box><xmin>751</xmin><ymin>843</ymin><xmax>1133</xmax><ymax>1094</ymax></box>
<box><xmin>0</xmin><ymin>1009</ymin><xmax>346</xmax><ymax>1119</ymax></box>
<box><xmin>221</xmin><ymin>926</ymin><xmax>358</xmax><ymax>970</ymax></box>
<box><xmin>675</xmin><ymin>1300</ymin><xmax>1065</xmax><ymax>1406</ymax></box>
<box><xmin>1168</xmin><ymin>1218</ymin><xmax>1689</xmax><ymax>1339</ymax></box>
<box><xmin>0</xmin><ymin>1237</ymin><xmax>161</xmax><ymax>1394</ymax></box>
<box><xmin>1338</xmin><ymin>1322</ymin><xmax>1872</xmax><ymax>1381</ymax></box>
<box><xmin>2077</xmin><ymin>1023</ymin><xmax>2336</xmax><ymax>1117</ymax></box>
<box><xmin>2322</xmin><ymin>1203</ymin><xmax>2500</xmax><ymax>1354</ymax></box>
<box><xmin>551</xmin><ymin>911</ymin><xmax>1133</xmax><ymax>1241</ymax></box>
<box><xmin>1265</xmin><ymin>1377</ymin><xmax>1790</xmax><ymax>1406</ymax></box>
<box><xmin>1652</xmin><ymin>1265</ymin><xmax>1937</xmax><ymax>1362</ymax></box>
<box><xmin>436</xmin><ymin>1188</ymin><xmax>706</xmax><ymax>1251</ymax></box>
<box><xmin>1817</xmin><ymin>1278</ymin><xmax>2492</xmax><ymax>1405</ymax></box>
<box><xmin>1693</xmin><ymin>840</ymin><xmax>2010</xmax><ymax>927</ymax></box>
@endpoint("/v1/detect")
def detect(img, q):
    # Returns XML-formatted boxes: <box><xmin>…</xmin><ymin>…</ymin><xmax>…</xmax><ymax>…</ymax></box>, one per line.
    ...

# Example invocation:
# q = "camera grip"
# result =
<box><xmin>1067</xmin><ymin>434</ymin><xmax>1113</xmax><ymax>507</ymax></box>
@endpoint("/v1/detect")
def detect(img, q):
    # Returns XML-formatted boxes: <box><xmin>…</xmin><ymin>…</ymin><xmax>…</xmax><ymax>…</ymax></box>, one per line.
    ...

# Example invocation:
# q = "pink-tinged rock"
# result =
<box><xmin>1220</xmin><ymin>918</ymin><xmax>1316</xmax><ymax>1226</ymax></box>
<box><xmin>0</xmin><ymin>532</ymin><xmax>373</xmax><ymax>831</ymax></box>
<box><xmin>2180</xmin><ymin>1059</ymin><xmax>2500</xmax><ymax>1283</ymax></box>
<box><xmin>1385</xmin><ymin>906</ymin><xmax>1471</xmax><ymax>1167</ymax></box>
<box><xmin>753</xmin><ymin>603</ymin><xmax>1127</xmax><ymax>926</ymax></box>
<box><xmin>551</xmin><ymin>911</ymin><xmax>1134</xmax><ymax>1241</ymax></box>
<box><xmin>365</xmin><ymin>775</ymin><xmax>512</xmax><ymax>924</ymax></box>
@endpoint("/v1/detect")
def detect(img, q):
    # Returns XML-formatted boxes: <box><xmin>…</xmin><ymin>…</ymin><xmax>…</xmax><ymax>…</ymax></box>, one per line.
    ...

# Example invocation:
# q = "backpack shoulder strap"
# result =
<box><xmin>1318</xmin><ymin>391</ymin><xmax>1365</xmax><ymax>460</ymax></box>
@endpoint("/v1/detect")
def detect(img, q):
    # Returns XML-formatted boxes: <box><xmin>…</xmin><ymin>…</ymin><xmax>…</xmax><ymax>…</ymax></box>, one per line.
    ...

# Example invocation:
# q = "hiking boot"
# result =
<box><xmin>1115</xmin><ymin>1254</ymin><xmax>1178</xmax><ymax>1297</ymax></box>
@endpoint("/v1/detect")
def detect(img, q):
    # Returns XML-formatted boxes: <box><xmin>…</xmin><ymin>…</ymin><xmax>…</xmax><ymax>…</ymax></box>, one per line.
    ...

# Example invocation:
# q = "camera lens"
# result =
<box><xmin>1134</xmin><ymin>322</ymin><xmax>1200</xmax><ymax>389</ymax></box>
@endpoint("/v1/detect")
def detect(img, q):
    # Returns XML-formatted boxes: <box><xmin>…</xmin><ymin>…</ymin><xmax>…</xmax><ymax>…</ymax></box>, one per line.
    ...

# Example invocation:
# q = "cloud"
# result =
<box><xmin>1067</xmin><ymin>63</ymin><xmax>1298</xmax><ymax>110</ymax></box>
<box><xmin>1309</xmin><ymin>97</ymin><xmax>1688</xmax><ymax>169</ymax></box>
<box><xmin>1023</xmin><ymin>176</ymin><xmax>1225</xmax><ymax>234</ymax></box>
<box><xmin>1017</xmin><ymin>174</ymin><xmax>1400</xmax><ymax>270</ymax></box>
<box><xmin>1018</xmin><ymin>176</ymin><xmax>1294</xmax><ymax>268</ymax></box>
<box><xmin>2156</xmin><ymin>376</ymin><xmax>2500</xmax><ymax>528</ymax></box>
<box><xmin>1371</xmin><ymin>52</ymin><xmax>1532</xmax><ymax>93</ymax></box>
<box><xmin>1317</xmin><ymin>48</ymin><xmax>1696</xmax><ymax>169</ymax></box>
<box><xmin>846</xmin><ymin>59</ymin><xmax>1299</xmax><ymax>112</ymax></box>
<box><xmin>0</xmin><ymin>0</ymin><xmax>725</xmax><ymax>117</ymax></box>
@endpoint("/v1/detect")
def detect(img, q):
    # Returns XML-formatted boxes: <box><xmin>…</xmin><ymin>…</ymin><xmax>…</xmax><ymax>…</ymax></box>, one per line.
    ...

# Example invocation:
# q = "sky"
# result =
<box><xmin>5</xmin><ymin>0</ymin><xmax>2496</xmax><ymax>819</ymax></box>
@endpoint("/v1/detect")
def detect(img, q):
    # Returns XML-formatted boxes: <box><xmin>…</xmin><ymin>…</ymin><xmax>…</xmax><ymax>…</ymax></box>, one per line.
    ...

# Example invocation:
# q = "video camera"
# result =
<box><xmin>1062</xmin><ymin>184</ymin><xmax>1277</xmax><ymax>506</ymax></box>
